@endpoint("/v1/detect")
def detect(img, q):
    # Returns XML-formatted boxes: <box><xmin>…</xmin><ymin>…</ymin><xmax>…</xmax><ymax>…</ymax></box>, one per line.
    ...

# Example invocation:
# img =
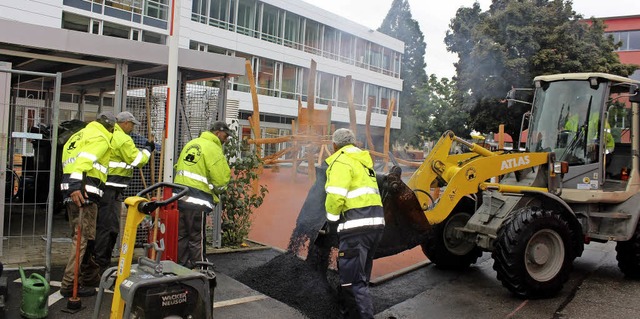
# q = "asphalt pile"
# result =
<box><xmin>236</xmin><ymin>252</ymin><xmax>342</xmax><ymax>319</ymax></box>
<box><xmin>237</xmin><ymin>165</ymin><xmax>344</xmax><ymax>318</ymax></box>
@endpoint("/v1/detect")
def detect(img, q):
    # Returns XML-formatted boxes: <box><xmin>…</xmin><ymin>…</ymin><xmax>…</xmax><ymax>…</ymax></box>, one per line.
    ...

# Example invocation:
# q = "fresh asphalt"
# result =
<box><xmin>3</xmin><ymin>241</ymin><xmax>640</xmax><ymax>318</ymax></box>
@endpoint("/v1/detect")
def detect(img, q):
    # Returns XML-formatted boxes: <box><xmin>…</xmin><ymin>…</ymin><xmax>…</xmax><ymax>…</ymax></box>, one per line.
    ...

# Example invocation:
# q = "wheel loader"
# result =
<box><xmin>291</xmin><ymin>72</ymin><xmax>640</xmax><ymax>299</ymax></box>
<box><xmin>409</xmin><ymin>72</ymin><xmax>640</xmax><ymax>298</ymax></box>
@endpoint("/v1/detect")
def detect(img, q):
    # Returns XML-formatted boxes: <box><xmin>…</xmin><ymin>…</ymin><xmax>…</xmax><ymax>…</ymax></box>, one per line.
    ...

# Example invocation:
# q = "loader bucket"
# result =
<box><xmin>287</xmin><ymin>165</ymin><xmax>430</xmax><ymax>262</ymax></box>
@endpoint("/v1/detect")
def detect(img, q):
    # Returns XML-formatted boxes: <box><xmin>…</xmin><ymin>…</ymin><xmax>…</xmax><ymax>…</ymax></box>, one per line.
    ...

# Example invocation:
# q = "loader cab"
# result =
<box><xmin>526</xmin><ymin>73</ymin><xmax>640</xmax><ymax>195</ymax></box>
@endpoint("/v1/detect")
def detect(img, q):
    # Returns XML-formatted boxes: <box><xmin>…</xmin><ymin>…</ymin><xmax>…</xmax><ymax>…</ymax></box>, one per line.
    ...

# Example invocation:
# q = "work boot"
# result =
<box><xmin>60</xmin><ymin>286</ymin><xmax>96</xmax><ymax>297</ymax></box>
<box><xmin>81</xmin><ymin>257</ymin><xmax>101</xmax><ymax>287</ymax></box>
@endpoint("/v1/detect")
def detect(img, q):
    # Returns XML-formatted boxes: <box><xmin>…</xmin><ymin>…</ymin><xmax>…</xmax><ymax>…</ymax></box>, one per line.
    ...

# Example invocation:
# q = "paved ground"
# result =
<box><xmin>3</xmin><ymin>241</ymin><xmax>640</xmax><ymax>318</ymax></box>
<box><xmin>1</xmin><ymin>247</ymin><xmax>306</xmax><ymax>319</ymax></box>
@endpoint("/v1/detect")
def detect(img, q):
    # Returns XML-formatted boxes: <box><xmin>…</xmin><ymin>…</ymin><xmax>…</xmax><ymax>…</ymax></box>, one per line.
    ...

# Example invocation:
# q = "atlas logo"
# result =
<box><xmin>501</xmin><ymin>155</ymin><xmax>530</xmax><ymax>171</ymax></box>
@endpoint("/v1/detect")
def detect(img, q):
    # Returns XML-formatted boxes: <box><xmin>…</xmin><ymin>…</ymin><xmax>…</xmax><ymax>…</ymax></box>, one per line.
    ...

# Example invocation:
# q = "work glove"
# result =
<box><xmin>144</xmin><ymin>140</ymin><xmax>156</xmax><ymax>153</ymax></box>
<box><xmin>325</xmin><ymin>220</ymin><xmax>339</xmax><ymax>236</ymax></box>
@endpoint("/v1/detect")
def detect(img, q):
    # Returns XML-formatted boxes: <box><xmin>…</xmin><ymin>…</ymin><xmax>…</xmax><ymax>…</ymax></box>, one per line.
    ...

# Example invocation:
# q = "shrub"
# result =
<box><xmin>219</xmin><ymin>126</ymin><xmax>268</xmax><ymax>247</ymax></box>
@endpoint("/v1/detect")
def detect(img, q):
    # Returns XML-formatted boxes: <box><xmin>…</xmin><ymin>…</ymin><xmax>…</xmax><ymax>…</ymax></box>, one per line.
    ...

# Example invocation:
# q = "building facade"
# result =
<box><xmin>187</xmin><ymin>0</ymin><xmax>404</xmax><ymax>145</ymax></box>
<box><xmin>600</xmin><ymin>14</ymin><xmax>640</xmax><ymax>80</ymax></box>
<box><xmin>1</xmin><ymin>0</ymin><xmax>404</xmax><ymax>148</ymax></box>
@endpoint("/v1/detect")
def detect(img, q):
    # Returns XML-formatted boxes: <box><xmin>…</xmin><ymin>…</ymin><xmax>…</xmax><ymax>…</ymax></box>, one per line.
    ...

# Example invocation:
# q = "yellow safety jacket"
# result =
<box><xmin>325</xmin><ymin>144</ymin><xmax>384</xmax><ymax>233</ymax></box>
<box><xmin>565</xmin><ymin>113</ymin><xmax>615</xmax><ymax>154</ymax></box>
<box><xmin>174</xmin><ymin>131</ymin><xmax>230</xmax><ymax>209</ymax></box>
<box><xmin>60</xmin><ymin>121</ymin><xmax>113</xmax><ymax>202</ymax></box>
<box><xmin>106</xmin><ymin>123</ymin><xmax>151</xmax><ymax>189</ymax></box>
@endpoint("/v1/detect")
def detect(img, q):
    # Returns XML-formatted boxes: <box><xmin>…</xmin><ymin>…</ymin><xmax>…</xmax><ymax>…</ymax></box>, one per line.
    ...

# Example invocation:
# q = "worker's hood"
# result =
<box><xmin>325</xmin><ymin>145</ymin><xmax>374</xmax><ymax>169</ymax></box>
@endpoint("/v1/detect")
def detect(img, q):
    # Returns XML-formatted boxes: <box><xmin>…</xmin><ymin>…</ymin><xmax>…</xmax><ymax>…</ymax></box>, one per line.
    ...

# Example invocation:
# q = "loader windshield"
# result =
<box><xmin>528</xmin><ymin>80</ymin><xmax>605</xmax><ymax>165</ymax></box>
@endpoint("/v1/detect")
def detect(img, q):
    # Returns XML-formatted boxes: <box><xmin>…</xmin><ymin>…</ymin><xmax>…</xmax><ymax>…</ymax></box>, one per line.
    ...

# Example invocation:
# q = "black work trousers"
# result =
<box><xmin>94</xmin><ymin>186</ymin><xmax>123</xmax><ymax>270</ymax></box>
<box><xmin>337</xmin><ymin>228</ymin><xmax>384</xmax><ymax>319</ymax></box>
<box><xmin>178</xmin><ymin>204</ymin><xmax>207</xmax><ymax>268</ymax></box>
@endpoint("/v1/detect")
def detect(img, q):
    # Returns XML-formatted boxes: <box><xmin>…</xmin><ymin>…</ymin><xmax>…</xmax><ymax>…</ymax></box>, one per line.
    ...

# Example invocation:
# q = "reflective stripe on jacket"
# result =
<box><xmin>173</xmin><ymin>131</ymin><xmax>230</xmax><ymax>206</ymax></box>
<box><xmin>325</xmin><ymin>144</ymin><xmax>384</xmax><ymax>233</ymax></box>
<box><xmin>60</xmin><ymin>121</ymin><xmax>113</xmax><ymax>201</ymax></box>
<box><xmin>106</xmin><ymin>123</ymin><xmax>151</xmax><ymax>188</ymax></box>
<box><xmin>565</xmin><ymin>113</ymin><xmax>615</xmax><ymax>154</ymax></box>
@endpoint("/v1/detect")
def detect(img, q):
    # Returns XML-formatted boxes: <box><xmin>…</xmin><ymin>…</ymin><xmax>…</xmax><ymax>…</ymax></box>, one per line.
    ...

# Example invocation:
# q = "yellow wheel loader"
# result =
<box><xmin>410</xmin><ymin>72</ymin><xmax>640</xmax><ymax>298</ymax></box>
<box><xmin>291</xmin><ymin>72</ymin><xmax>640</xmax><ymax>299</ymax></box>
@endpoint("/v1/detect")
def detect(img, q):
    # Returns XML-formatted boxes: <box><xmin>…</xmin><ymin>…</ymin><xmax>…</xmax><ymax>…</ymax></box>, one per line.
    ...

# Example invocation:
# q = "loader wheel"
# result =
<box><xmin>492</xmin><ymin>207</ymin><xmax>575</xmax><ymax>298</ymax></box>
<box><xmin>616</xmin><ymin>221</ymin><xmax>640</xmax><ymax>279</ymax></box>
<box><xmin>421</xmin><ymin>209</ymin><xmax>481</xmax><ymax>270</ymax></box>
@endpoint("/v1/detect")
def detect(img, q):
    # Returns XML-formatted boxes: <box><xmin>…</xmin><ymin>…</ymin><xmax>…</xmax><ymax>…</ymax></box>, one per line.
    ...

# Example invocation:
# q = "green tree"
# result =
<box><xmin>445</xmin><ymin>0</ymin><xmax>638</xmax><ymax>139</ymax></box>
<box><xmin>378</xmin><ymin>0</ymin><xmax>428</xmax><ymax>146</ymax></box>
<box><xmin>414</xmin><ymin>75</ymin><xmax>470</xmax><ymax>142</ymax></box>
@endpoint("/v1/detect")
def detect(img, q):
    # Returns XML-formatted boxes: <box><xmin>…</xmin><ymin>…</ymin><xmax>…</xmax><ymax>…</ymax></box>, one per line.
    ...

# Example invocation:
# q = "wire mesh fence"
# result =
<box><xmin>120</xmin><ymin>76</ymin><xmax>167</xmax><ymax>247</ymax></box>
<box><xmin>176</xmin><ymin>83</ymin><xmax>220</xmax><ymax>153</ymax></box>
<box><xmin>0</xmin><ymin>67</ymin><xmax>61</xmax><ymax>280</ymax></box>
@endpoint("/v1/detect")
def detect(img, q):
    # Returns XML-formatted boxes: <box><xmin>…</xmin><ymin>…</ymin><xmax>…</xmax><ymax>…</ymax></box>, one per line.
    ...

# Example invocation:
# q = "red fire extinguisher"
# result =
<box><xmin>621</xmin><ymin>167</ymin><xmax>629</xmax><ymax>181</ymax></box>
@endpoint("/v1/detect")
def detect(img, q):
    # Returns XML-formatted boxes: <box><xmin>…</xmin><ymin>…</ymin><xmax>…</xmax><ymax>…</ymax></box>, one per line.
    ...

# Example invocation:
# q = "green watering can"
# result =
<box><xmin>19</xmin><ymin>267</ymin><xmax>49</xmax><ymax>319</ymax></box>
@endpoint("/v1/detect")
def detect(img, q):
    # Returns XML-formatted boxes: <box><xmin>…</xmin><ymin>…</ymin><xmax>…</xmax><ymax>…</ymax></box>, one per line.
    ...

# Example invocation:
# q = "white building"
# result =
<box><xmin>1</xmin><ymin>0</ymin><xmax>404</xmax><ymax>146</ymax></box>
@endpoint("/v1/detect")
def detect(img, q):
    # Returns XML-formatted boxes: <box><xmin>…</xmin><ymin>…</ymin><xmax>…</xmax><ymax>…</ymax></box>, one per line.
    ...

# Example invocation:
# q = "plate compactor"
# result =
<box><xmin>93</xmin><ymin>182</ymin><xmax>216</xmax><ymax>319</ymax></box>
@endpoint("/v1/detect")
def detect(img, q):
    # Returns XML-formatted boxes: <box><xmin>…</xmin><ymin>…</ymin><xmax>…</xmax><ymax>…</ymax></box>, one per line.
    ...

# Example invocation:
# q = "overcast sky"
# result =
<box><xmin>303</xmin><ymin>0</ymin><xmax>640</xmax><ymax>79</ymax></box>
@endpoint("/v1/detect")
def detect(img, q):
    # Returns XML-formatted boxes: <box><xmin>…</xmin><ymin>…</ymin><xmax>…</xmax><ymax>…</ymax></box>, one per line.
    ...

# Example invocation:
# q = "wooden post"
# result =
<box><xmin>246</xmin><ymin>60</ymin><xmax>262</xmax><ymax>157</ymax></box>
<box><xmin>365</xmin><ymin>96</ymin><xmax>375</xmax><ymax>152</ymax></box>
<box><xmin>345</xmin><ymin>75</ymin><xmax>356</xmax><ymax>136</ymax></box>
<box><xmin>498</xmin><ymin>124</ymin><xmax>505</xmax><ymax>150</ymax></box>
<box><xmin>291</xmin><ymin>118</ymin><xmax>298</xmax><ymax>181</ymax></box>
<box><xmin>306</xmin><ymin>60</ymin><xmax>317</xmax><ymax>181</ymax></box>
<box><xmin>318</xmin><ymin>102</ymin><xmax>333</xmax><ymax>166</ymax></box>
<box><xmin>383</xmin><ymin>99</ymin><xmax>395</xmax><ymax>172</ymax></box>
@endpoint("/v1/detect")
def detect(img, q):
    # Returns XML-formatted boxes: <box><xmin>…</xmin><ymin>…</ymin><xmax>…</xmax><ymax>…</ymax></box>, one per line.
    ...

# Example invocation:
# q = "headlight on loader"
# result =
<box><xmin>553</xmin><ymin>161</ymin><xmax>569</xmax><ymax>174</ymax></box>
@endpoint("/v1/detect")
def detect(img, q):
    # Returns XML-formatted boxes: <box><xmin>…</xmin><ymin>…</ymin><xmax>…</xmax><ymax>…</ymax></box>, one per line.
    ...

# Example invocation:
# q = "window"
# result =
<box><xmin>237</xmin><ymin>0</ymin><xmax>258</xmax><ymax>37</ymax></box>
<box><xmin>394</xmin><ymin>53</ymin><xmax>402</xmax><ymax>78</ymax></box>
<box><xmin>367</xmin><ymin>84</ymin><xmax>379</xmax><ymax>112</ymax></box>
<box><xmin>337</xmin><ymin>76</ymin><xmax>349</xmax><ymax>108</ymax></box>
<box><xmin>340</xmin><ymin>32</ymin><xmax>354</xmax><ymax>63</ymax></box>
<box><xmin>131</xmin><ymin>29</ymin><xmax>140</xmax><ymax>41</ymax></box>
<box><xmin>261</xmin><ymin>4</ymin><xmax>281</xmax><ymax>44</ymax></box>
<box><xmin>262</xmin><ymin>127</ymin><xmax>291</xmax><ymax>158</ymax></box>
<box><xmin>281</xmin><ymin>63</ymin><xmax>298</xmax><ymax>100</ymax></box>
<box><xmin>382</xmin><ymin>49</ymin><xmax>393</xmax><ymax>75</ymax></box>
<box><xmin>146</xmin><ymin>0</ymin><xmax>169</xmax><ymax>20</ymax></box>
<box><xmin>209</xmin><ymin>0</ymin><xmax>233</xmax><ymax>29</ymax></box>
<box><xmin>284</xmin><ymin>12</ymin><xmax>302</xmax><ymax>48</ymax></box>
<box><xmin>103</xmin><ymin>21</ymin><xmax>130</xmax><ymax>39</ymax></box>
<box><xmin>299</xmin><ymin>68</ymin><xmax>310</xmax><ymax>101</ymax></box>
<box><xmin>392</xmin><ymin>91</ymin><xmax>400</xmax><ymax>116</ymax></box>
<box><xmin>232</xmin><ymin>53</ymin><xmax>253</xmax><ymax>93</ymax></box>
<box><xmin>304</xmin><ymin>19</ymin><xmax>321</xmax><ymax>54</ymax></box>
<box><xmin>191</xmin><ymin>0</ymin><xmax>207</xmax><ymax>23</ymax></box>
<box><xmin>91</xmin><ymin>20</ymin><xmax>101</xmax><ymax>34</ymax></box>
<box><xmin>355</xmin><ymin>38</ymin><xmax>368</xmax><ymax>68</ymax></box>
<box><xmin>317</xmin><ymin>72</ymin><xmax>335</xmax><ymax>105</ymax></box>
<box><xmin>62</xmin><ymin>12</ymin><xmax>90</xmax><ymax>32</ymax></box>
<box><xmin>380</xmin><ymin>87</ymin><xmax>390</xmax><ymax>113</ymax></box>
<box><xmin>323</xmin><ymin>26</ymin><xmax>338</xmax><ymax>59</ymax></box>
<box><xmin>629</xmin><ymin>30</ymin><xmax>640</xmax><ymax>50</ymax></box>
<box><xmin>105</xmin><ymin>0</ymin><xmax>142</xmax><ymax>13</ymax></box>
<box><xmin>608</xmin><ymin>30</ymin><xmax>640</xmax><ymax>51</ymax></box>
<box><xmin>257</xmin><ymin>58</ymin><xmax>276</xmax><ymax>96</ymax></box>
<box><xmin>369</xmin><ymin>43</ymin><xmax>383</xmax><ymax>72</ymax></box>
<box><xmin>353</xmin><ymin>81</ymin><xmax>365</xmax><ymax>110</ymax></box>
<box><xmin>142</xmin><ymin>30</ymin><xmax>165</xmax><ymax>44</ymax></box>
